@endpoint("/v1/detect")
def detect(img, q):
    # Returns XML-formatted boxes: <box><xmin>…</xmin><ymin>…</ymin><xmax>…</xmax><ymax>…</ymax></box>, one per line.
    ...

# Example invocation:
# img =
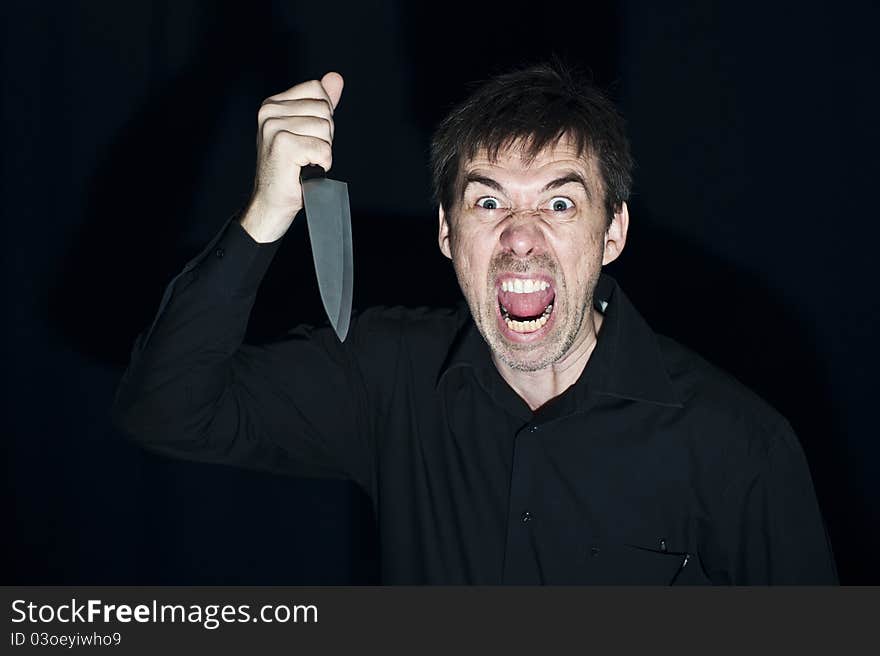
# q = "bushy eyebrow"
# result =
<box><xmin>462</xmin><ymin>173</ymin><xmax>504</xmax><ymax>193</ymax></box>
<box><xmin>462</xmin><ymin>170</ymin><xmax>592</xmax><ymax>201</ymax></box>
<box><xmin>541</xmin><ymin>172</ymin><xmax>592</xmax><ymax>200</ymax></box>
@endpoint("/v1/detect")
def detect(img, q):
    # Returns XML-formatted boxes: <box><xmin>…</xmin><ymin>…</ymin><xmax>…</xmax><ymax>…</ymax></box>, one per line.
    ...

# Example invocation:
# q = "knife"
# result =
<box><xmin>301</xmin><ymin>164</ymin><xmax>353</xmax><ymax>342</ymax></box>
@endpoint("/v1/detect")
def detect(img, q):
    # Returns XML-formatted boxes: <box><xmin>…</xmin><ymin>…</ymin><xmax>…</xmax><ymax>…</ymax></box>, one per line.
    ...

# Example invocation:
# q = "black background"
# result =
<box><xmin>4</xmin><ymin>0</ymin><xmax>878</xmax><ymax>584</ymax></box>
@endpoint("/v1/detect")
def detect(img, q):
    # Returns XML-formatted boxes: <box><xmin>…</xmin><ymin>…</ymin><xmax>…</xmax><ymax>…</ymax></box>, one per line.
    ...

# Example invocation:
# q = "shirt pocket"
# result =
<box><xmin>580</xmin><ymin>541</ymin><xmax>712</xmax><ymax>585</ymax></box>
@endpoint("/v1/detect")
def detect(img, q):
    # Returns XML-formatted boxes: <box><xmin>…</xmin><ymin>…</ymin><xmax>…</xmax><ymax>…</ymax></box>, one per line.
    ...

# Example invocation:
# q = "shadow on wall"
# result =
<box><xmin>607</xmin><ymin>207</ymin><xmax>867</xmax><ymax>583</ymax></box>
<box><xmin>41</xmin><ymin>1</ymin><xmax>384</xmax><ymax>584</ymax></box>
<box><xmin>46</xmin><ymin>0</ymin><xmax>304</xmax><ymax>368</ymax></box>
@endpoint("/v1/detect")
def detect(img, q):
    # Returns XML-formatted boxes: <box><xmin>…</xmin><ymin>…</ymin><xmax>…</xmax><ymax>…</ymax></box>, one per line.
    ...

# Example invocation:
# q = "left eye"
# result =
<box><xmin>476</xmin><ymin>196</ymin><xmax>503</xmax><ymax>210</ymax></box>
<box><xmin>548</xmin><ymin>197</ymin><xmax>574</xmax><ymax>211</ymax></box>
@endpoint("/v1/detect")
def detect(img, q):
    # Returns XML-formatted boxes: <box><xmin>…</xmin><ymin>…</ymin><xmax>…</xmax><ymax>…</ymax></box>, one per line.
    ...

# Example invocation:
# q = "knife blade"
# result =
<box><xmin>301</xmin><ymin>164</ymin><xmax>353</xmax><ymax>341</ymax></box>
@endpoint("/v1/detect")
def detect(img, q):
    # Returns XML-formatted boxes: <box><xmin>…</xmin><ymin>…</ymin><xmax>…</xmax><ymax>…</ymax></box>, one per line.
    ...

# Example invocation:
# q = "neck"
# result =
<box><xmin>493</xmin><ymin>310</ymin><xmax>604</xmax><ymax>412</ymax></box>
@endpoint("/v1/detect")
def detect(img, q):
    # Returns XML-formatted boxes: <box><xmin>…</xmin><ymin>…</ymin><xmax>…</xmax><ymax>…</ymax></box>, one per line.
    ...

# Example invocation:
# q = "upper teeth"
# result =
<box><xmin>501</xmin><ymin>279</ymin><xmax>550</xmax><ymax>293</ymax></box>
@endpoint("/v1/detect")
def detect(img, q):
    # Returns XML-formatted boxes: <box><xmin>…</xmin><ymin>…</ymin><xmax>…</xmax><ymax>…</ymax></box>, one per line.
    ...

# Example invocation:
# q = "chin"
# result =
<box><xmin>496</xmin><ymin>352</ymin><xmax>554</xmax><ymax>372</ymax></box>
<box><xmin>485</xmin><ymin>319</ymin><xmax>570</xmax><ymax>372</ymax></box>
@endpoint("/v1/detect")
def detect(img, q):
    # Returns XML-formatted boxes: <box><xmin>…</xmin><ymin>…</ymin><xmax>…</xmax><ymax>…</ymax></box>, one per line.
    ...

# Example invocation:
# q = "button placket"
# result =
<box><xmin>520</xmin><ymin>426</ymin><xmax>539</xmax><ymax>530</ymax></box>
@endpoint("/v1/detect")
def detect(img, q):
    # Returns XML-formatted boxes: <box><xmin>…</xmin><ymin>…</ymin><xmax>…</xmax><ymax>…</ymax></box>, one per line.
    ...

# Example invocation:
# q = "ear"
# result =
<box><xmin>438</xmin><ymin>205</ymin><xmax>453</xmax><ymax>260</ymax></box>
<box><xmin>602</xmin><ymin>201</ymin><xmax>629</xmax><ymax>266</ymax></box>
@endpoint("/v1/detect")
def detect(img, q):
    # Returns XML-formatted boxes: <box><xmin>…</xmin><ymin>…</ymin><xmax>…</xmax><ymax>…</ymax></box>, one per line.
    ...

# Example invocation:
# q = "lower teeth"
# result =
<box><xmin>503</xmin><ymin>304</ymin><xmax>553</xmax><ymax>333</ymax></box>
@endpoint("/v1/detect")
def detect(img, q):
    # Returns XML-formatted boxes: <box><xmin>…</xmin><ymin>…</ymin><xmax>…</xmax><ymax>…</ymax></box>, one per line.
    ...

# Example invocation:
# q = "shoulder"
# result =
<box><xmin>352</xmin><ymin>304</ymin><xmax>467</xmax><ymax>346</ymax></box>
<box><xmin>655</xmin><ymin>334</ymin><xmax>802</xmax><ymax>472</ymax></box>
<box><xmin>350</xmin><ymin>303</ymin><xmax>470</xmax><ymax>375</ymax></box>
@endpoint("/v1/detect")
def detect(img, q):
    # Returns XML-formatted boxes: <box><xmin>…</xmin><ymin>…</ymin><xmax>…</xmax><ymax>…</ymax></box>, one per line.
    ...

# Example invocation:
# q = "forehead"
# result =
<box><xmin>462</xmin><ymin>137</ymin><xmax>597</xmax><ymax>187</ymax></box>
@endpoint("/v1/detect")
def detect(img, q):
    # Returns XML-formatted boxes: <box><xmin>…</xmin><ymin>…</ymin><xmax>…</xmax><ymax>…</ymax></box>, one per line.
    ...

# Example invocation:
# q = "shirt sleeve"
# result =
<box><xmin>111</xmin><ymin>216</ymin><xmax>375</xmax><ymax>491</ymax></box>
<box><xmin>710</xmin><ymin>419</ymin><xmax>839</xmax><ymax>585</ymax></box>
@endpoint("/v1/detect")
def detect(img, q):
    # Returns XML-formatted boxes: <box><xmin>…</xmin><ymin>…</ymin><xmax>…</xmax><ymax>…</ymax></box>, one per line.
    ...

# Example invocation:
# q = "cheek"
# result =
<box><xmin>581</xmin><ymin>234</ymin><xmax>606</xmax><ymax>285</ymax></box>
<box><xmin>450</xmin><ymin>244</ymin><xmax>481</xmax><ymax>298</ymax></box>
<box><xmin>561</xmin><ymin>231</ymin><xmax>605</xmax><ymax>294</ymax></box>
<box><xmin>453</xmin><ymin>231</ymin><xmax>494</xmax><ymax>284</ymax></box>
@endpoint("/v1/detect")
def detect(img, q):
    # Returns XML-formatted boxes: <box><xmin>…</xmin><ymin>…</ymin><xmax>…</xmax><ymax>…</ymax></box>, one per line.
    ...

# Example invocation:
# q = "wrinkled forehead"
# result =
<box><xmin>458</xmin><ymin>135</ymin><xmax>601</xmax><ymax>195</ymax></box>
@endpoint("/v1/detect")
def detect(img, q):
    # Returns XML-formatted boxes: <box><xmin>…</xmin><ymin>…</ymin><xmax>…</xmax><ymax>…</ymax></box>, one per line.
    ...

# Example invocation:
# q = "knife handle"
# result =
<box><xmin>300</xmin><ymin>164</ymin><xmax>326</xmax><ymax>181</ymax></box>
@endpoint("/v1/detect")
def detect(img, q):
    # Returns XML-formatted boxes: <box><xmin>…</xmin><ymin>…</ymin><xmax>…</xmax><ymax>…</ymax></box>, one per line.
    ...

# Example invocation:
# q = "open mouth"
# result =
<box><xmin>496</xmin><ymin>276</ymin><xmax>556</xmax><ymax>335</ymax></box>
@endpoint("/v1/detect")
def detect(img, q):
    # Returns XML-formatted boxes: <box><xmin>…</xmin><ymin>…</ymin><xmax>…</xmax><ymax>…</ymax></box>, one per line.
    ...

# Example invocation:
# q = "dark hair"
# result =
<box><xmin>430</xmin><ymin>61</ymin><xmax>633</xmax><ymax>225</ymax></box>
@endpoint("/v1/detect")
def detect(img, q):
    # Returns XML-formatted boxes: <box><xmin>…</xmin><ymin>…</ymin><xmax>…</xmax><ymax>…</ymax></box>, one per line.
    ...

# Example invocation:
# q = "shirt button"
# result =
<box><xmin>529</xmin><ymin>425</ymin><xmax>539</xmax><ymax>433</ymax></box>
<box><xmin>216</xmin><ymin>247</ymin><xmax>225</xmax><ymax>258</ymax></box>
<box><xmin>521</xmin><ymin>511</ymin><xmax>533</xmax><ymax>523</ymax></box>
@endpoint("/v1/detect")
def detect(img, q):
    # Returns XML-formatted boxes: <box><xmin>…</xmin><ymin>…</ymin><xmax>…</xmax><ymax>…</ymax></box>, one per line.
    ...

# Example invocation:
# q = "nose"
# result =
<box><xmin>499</xmin><ymin>211</ymin><xmax>546</xmax><ymax>258</ymax></box>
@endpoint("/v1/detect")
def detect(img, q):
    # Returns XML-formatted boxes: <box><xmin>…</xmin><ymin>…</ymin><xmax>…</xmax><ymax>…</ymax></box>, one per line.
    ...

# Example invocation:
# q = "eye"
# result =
<box><xmin>476</xmin><ymin>196</ymin><xmax>502</xmax><ymax>210</ymax></box>
<box><xmin>548</xmin><ymin>197</ymin><xmax>574</xmax><ymax>212</ymax></box>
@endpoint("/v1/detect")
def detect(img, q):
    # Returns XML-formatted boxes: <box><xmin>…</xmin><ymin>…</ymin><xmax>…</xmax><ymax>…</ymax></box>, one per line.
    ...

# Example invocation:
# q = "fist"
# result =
<box><xmin>240</xmin><ymin>72</ymin><xmax>344</xmax><ymax>243</ymax></box>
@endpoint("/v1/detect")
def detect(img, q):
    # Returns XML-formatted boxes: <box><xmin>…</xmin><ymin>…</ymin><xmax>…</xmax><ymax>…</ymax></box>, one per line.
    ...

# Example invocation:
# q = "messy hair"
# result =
<box><xmin>430</xmin><ymin>61</ymin><xmax>633</xmax><ymax>226</ymax></box>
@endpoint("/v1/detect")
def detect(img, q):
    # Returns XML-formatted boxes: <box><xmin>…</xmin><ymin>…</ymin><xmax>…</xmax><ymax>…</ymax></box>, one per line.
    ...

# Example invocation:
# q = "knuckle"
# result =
<box><xmin>257</xmin><ymin>102</ymin><xmax>276</xmax><ymax>121</ymax></box>
<box><xmin>309</xmin><ymin>99</ymin><xmax>331</xmax><ymax>117</ymax></box>
<box><xmin>320</xmin><ymin>144</ymin><xmax>333</xmax><ymax>167</ymax></box>
<box><xmin>259</xmin><ymin>115</ymin><xmax>280</xmax><ymax>135</ymax></box>
<box><xmin>305</xmin><ymin>79</ymin><xmax>324</xmax><ymax>94</ymax></box>
<box><xmin>274</xmin><ymin>130</ymin><xmax>298</xmax><ymax>148</ymax></box>
<box><xmin>309</xmin><ymin>116</ymin><xmax>332</xmax><ymax>134</ymax></box>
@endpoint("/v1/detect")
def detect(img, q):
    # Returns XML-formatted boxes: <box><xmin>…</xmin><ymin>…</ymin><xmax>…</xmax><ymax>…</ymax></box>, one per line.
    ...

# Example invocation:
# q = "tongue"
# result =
<box><xmin>499</xmin><ymin>288</ymin><xmax>554</xmax><ymax>318</ymax></box>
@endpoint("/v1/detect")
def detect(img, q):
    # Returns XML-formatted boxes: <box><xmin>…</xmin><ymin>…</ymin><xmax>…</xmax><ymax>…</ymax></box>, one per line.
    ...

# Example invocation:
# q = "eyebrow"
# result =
<box><xmin>462</xmin><ymin>171</ymin><xmax>592</xmax><ymax>200</ymax></box>
<box><xmin>542</xmin><ymin>172</ymin><xmax>592</xmax><ymax>199</ymax></box>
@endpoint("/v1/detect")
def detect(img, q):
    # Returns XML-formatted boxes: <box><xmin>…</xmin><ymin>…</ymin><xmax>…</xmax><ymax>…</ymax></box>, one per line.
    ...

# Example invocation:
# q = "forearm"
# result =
<box><xmin>111</xmin><ymin>74</ymin><xmax>370</xmax><ymax>479</ymax></box>
<box><xmin>112</xmin><ymin>218</ymin><xmax>282</xmax><ymax>445</ymax></box>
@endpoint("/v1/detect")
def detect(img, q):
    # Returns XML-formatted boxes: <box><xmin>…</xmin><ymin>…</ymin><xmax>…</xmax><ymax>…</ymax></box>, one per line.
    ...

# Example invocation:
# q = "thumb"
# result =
<box><xmin>321</xmin><ymin>72</ymin><xmax>344</xmax><ymax>111</ymax></box>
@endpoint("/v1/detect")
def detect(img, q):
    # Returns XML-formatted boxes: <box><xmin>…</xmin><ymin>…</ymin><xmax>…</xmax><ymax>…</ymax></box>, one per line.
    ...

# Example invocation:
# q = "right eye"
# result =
<box><xmin>476</xmin><ymin>197</ymin><xmax>502</xmax><ymax>210</ymax></box>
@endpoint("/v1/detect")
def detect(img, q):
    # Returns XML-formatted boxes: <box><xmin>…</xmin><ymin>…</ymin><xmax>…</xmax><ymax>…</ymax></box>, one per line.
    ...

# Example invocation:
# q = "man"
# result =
<box><xmin>113</xmin><ymin>63</ymin><xmax>837</xmax><ymax>584</ymax></box>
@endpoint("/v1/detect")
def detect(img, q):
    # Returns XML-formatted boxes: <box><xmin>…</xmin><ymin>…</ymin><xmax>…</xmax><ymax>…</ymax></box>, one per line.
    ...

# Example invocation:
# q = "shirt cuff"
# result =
<box><xmin>192</xmin><ymin>219</ymin><xmax>283</xmax><ymax>297</ymax></box>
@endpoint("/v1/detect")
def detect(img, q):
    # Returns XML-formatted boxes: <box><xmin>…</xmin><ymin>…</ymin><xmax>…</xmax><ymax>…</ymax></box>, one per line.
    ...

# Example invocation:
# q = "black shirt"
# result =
<box><xmin>113</xmin><ymin>218</ymin><xmax>838</xmax><ymax>585</ymax></box>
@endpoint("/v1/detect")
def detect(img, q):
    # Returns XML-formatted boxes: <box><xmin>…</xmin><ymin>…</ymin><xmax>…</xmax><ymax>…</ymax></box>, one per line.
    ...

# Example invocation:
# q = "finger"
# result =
<box><xmin>259</xmin><ymin>98</ymin><xmax>333</xmax><ymax>121</ymax></box>
<box><xmin>321</xmin><ymin>72</ymin><xmax>344</xmax><ymax>111</ymax></box>
<box><xmin>270</xmin><ymin>132</ymin><xmax>333</xmax><ymax>172</ymax></box>
<box><xmin>267</xmin><ymin>79</ymin><xmax>334</xmax><ymax>107</ymax></box>
<box><xmin>258</xmin><ymin>100</ymin><xmax>334</xmax><ymax>138</ymax></box>
<box><xmin>260</xmin><ymin>115</ymin><xmax>333</xmax><ymax>145</ymax></box>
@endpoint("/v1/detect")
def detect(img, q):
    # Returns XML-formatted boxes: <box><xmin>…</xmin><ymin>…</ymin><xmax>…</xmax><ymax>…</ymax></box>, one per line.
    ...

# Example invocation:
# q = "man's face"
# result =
<box><xmin>438</xmin><ymin>138</ymin><xmax>627</xmax><ymax>372</ymax></box>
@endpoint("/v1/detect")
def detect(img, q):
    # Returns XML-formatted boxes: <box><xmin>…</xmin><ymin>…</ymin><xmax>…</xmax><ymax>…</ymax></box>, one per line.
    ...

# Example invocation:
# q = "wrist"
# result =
<box><xmin>239</xmin><ymin>199</ymin><xmax>297</xmax><ymax>243</ymax></box>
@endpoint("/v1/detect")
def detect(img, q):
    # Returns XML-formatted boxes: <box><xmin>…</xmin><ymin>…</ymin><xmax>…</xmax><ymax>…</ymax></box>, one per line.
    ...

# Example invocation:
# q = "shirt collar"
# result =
<box><xmin>436</xmin><ymin>273</ymin><xmax>683</xmax><ymax>410</ymax></box>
